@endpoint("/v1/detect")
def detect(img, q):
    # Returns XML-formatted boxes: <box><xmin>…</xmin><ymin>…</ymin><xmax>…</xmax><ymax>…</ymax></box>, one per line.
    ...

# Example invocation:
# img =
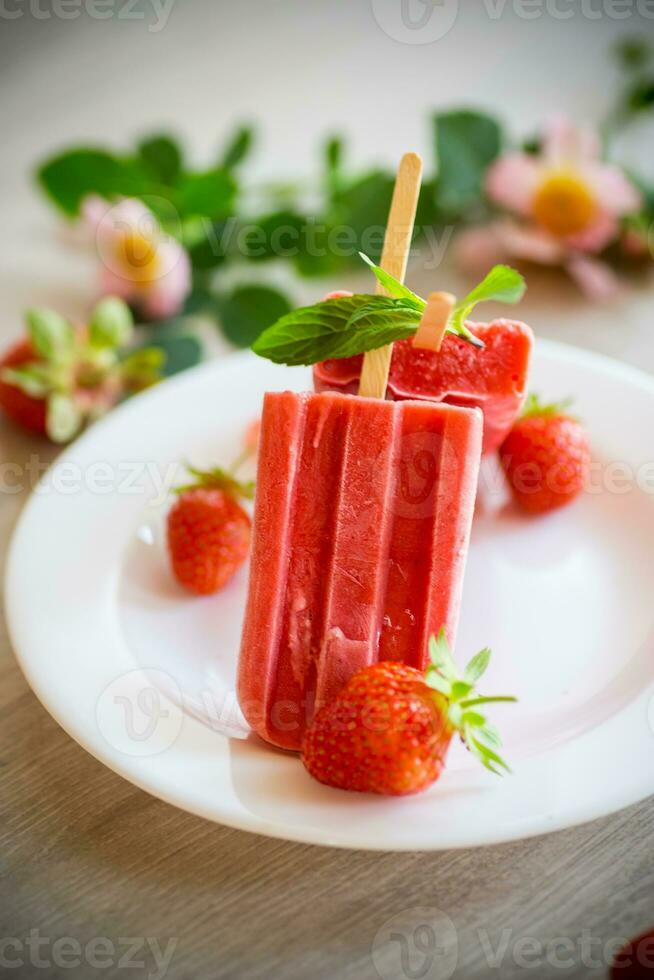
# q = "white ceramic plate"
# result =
<box><xmin>6</xmin><ymin>342</ymin><xmax>654</xmax><ymax>851</ymax></box>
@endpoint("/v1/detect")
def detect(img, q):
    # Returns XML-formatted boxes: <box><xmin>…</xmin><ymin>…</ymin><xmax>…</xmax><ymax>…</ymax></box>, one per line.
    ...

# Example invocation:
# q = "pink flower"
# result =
<box><xmin>458</xmin><ymin>117</ymin><xmax>642</xmax><ymax>301</ymax></box>
<box><xmin>486</xmin><ymin>116</ymin><xmax>640</xmax><ymax>252</ymax></box>
<box><xmin>82</xmin><ymin>196</ymin><xmax>191</xmax><ymax>320</ymax></box>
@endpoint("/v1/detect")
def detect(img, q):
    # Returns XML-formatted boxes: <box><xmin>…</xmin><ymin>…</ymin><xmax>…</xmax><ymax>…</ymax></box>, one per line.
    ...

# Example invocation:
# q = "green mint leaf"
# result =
<box><xmin>449</xmin><ymin>265</ymin><xmax>525</xmax><ymax>344</ymax></box>
<box><xmin>46</xmin><ymin>393</ymin><xmax>82</xmax><ymax>443</ymax></box>
<box><xmin>217</xmin><ymin>284</ymin><xmax>293</xmax><ymax>348</ymax></box>
<box><xmin>325</xmin><ymin>135</ymin><xmax>343</xmax><ymax>175</ymax></box>
<box><xmin>89</xmin><ymin>297</ymin><xmax>134</xmax><ymax>349</ymax></box>
<box><xmin>178</xmin><ymin>168</ymin><xmax>237</xmax><ymax>220</ymax></box>
<box><xmin>137</xmin><ymin>134</ymin><xmax>183</xmax><ymax>186</ymax></box>
<box><xmin>26</xmin><ymin>308</ymin><xmax>75</xmax><ymax>359</ymax></box>
<box><xmin>152</xmin><ymin>335</ymin><xmax>202</xmax><ymax>377</ymax></box>
<box><xmin>220</xmin><ymin>125</ymin><xmax>255</xmax><ymax>170</ymax></box>
<box><xmin>433</xmin><ymin>110</ymin><xmax>502</xmax><ymax>216</ymax></box>
<box><xmin>252</xmin><ymin>294</ymin><xmax>417</xmax><ymax>367</ymax></box>
<box><xmin>464</xmin><ymin>647</ymin><xmax>491</xmax><ymax>685</ymax></box>
<box><xmin>1</xmin><ymin>366</ymin><xmax>50</xmax><ymax>398</ymax></box>
<box><xmin>36</xmin><ymin>148</ymin><xmax>149</xmax><ymax>217</ymax></box>
<box><xmin>359</xmin><ymin>252</ymin><xmax>425</xmax><ymax>310</ymax></box>
<box><xmin>243</xmin><ymin>211</ymin><xmax>307</xmax><ymax>263</ymax></box>
<box><xmin>346</xmin><ymin>298</ymin><xmax>422</xmax><ymax>331</ymax></box>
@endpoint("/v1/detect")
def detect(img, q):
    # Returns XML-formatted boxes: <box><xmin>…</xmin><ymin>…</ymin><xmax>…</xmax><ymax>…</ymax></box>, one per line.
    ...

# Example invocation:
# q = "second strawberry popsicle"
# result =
<box><xmin>313</xmin><ymin>319</ymin><xmax>533</xmax><ymax>455</ymax></box>
<box><xmin>237</xmin><ymin>390</ymin><xmax>483</xmax><ymax>750</ymax></box>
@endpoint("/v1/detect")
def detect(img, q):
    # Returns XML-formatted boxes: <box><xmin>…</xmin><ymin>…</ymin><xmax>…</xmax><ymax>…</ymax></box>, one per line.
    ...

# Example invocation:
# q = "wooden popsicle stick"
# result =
<box><xmin>412</xmin><ymin>290</ymin><xmax>456</xmax><ymax>353</ymax></box>
<box><xmin>358</xmin><ymin>152</ymin><xmax>423</xmax><ymax>399</ymax></box>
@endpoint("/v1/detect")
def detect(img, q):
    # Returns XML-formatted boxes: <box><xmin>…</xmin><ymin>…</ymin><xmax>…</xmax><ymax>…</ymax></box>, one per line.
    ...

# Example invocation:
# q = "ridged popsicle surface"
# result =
<box><xmin>237</xmin><ymin>391</ymin><xmax>482</xmax><ymax>750</ymax></box>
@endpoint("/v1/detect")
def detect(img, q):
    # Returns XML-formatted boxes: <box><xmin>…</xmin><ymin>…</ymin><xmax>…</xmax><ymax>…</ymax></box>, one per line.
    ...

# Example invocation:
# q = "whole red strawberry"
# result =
<box><xmin>0</xmin><ymin>339</ymin><xmax>47</xmax><ymax>435</ymax></box>
<box><xmin>0</xmin><ymin>298</ymin><xmax>163</xmax><ymax>443</ymax></box>
<box><xmin>302</xmin><ymin>631</ymin><xmax>515</xmax><ymax>796</ymax></box>
<box><xmin>167</xmin><ymin>466</ymin><xmax>253</xmax><ymax>595</ymax></box>
<box><xmin>500</xmin><ymin>394</ymin><xmax>590</xmax><ymax>515</ymax></box>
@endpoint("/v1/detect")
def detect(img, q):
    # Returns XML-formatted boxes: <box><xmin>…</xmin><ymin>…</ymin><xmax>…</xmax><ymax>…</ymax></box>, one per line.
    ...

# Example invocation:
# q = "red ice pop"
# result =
<box><xmin>313</xmin><ymin>319</ymin><xmax>533</xmax><ymax>455</ymax></box>
<box><xmin>237</xmin><ymin>390</ymin><xmax>483</xmax><ymax>750</ymax></box>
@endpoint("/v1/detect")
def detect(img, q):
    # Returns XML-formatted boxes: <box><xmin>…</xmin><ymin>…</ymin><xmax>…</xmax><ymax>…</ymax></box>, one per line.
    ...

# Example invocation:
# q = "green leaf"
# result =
<box><xmin>521</xmin><ymin>393</ymin><xmax>574</xmax><ymax>420</ymax></box>
<box><xmin>176</xmin><ymin>464</ymin><xmax>255</xmax><ymax>501</ymax></box>
<box><xmin>25</xmin><ymin>308</ymin><xmax>74</xmax><ymax>359</ymax></box>
<box><xmin>325</xmin><ymin>135</ymin><xmax>343</xmax><ymax>175</ymax></box>
<box><xmin>327</xmin><ymin>170</ymin><xmax>396</xmax><ymax>264</ymax></box>
<box><xmin>131</xmin><ymin>330</ymin><xmax>203</xmax><ymax>378</ymax></box>
<box><xmin>346</xmin><ymin>296</ymin><xmax>421</xmax><ymax>330</ymax></box>
<box><xmin>243</xmin><ymin>210</ymin><xmax>307</xmax><ymax>262</ymax></box>
<box><xmin>1</xmin><ymin>366</ymin><xmax>50</xmax><ymax>398</ymax></box>
<box><xmin>251</xmin><ymin>294</ymin><xmax>416</xmax><ymax>366</ymax></box>
<box><xmin>424</xmin><ymin>670</ymin><xmax>451</xmax><ymax>697</ymax></box>
<box><xmin>187</xmin><ymin>220</ymin><xmax>231</xmax><ymax>270</ymax></box>
<box><xmin>137</xmin><ymin>134</ymin><xmax>182</xmax><ymax>185</ymax></box>
<box><xmin>450</xmin><ymin>265</ymin><xmax>525</xmax><ymax>343</ymax></box>
<box><xmin>36</xmin><ymin>148</ymin><xmax>149</xmax><ymax>217</ymax></box>
<box><xmin>89</xmin><ymin>297</ymin><xmax>134</xmax><ymax>349</ymax></box>
<box><xmin>358</xmin><ymin>253</ymin><xmax>426</xmax><ymax>309</ymax></box>
<box><xmin>464</xmin><ymin>647</ymin><xmax>491</xmax><ymax>685</ymax></box>
<box><xmin>156</xmin><ymin>335</ymin><xmax>203</xmax><ymax>376</ymax></box>
<box><xmin>46</xmin><ymin>393</ymin><xmax>82</xmax><ymax>443</ymax></box>
<box><xmin>178</xmin><ymin>168</ymin><xmax>237</xmax><ymax>219</ymax></box>
<box><xmin>428</xmin><ymin>629</ymin><xmax>458</xmax><ymax>682</ymax></box>
<box><xmin>615</xmin><ymin>37</ymin><xmax>651</xmax><ymax>71</ymax></box>
<box><xmin>218</xmin><ymin>285</ymin><xmax>293</xmax><ymax>348</ymax></box>
<box><xmin>433</xmin><ymin>110</ymin><xmax>502</xmax><ymax>216</ymax></box>
<box><xmin>220</xmin><ymin>125</ymin><xmax>254</xmax><ymax>169</ymax></box>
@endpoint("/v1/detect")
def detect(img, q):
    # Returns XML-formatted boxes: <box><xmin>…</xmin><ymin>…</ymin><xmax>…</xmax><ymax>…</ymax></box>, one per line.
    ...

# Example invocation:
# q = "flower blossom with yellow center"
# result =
<box><xmin>83</xmin><ymin>196</ymin><xmax>191</xmax><ymax>319</ymax></box>
<box><xmin>456</xmin><ymin>117</ymin><xmax>642</xmax><ymax>301</ymax></box>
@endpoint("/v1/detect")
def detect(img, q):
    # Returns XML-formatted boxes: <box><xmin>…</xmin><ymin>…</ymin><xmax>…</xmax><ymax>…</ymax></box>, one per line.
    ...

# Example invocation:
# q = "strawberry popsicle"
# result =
<box><xmin>237</xmin><ymin>390</ymin><xmax>483</xmax><ymax>750</ymax></box>
<box><xmin>313</xmin><ymin>319</ymin><xmax>533</xmax><ymax>455</ymax></box>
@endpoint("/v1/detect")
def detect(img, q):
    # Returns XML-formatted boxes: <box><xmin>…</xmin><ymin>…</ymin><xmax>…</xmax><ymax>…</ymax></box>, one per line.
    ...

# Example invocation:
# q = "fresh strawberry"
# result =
<box><xmin>302</xmin><ymin>630</ymin><xmax>515</xmax><ymax>796</ymax></box>
<box><xmin>0</xmin><ymin>298</ymin><xmax>163</xmax><ymax>443</ymax></box>
<box><xmin>499</xmin><ymin>393</ymin><xmax>590</xmax><ymax>515</ymax></box>
<box><xmin>167</xmin><ymin>466</ymin><xmax>254</xmax><ymax>595</ymax></box>
<box><xmin>0</xmin><ymin>339</ymin><xmax>48</xmax><ymax>435</ymax></box>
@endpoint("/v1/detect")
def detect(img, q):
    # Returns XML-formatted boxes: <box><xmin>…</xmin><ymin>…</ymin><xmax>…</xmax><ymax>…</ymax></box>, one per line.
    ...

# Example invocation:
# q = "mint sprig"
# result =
<box><xmin>425</xmin><ymin>628</ymin><xmax>516</xmax><ymax>776</ymax></box>
<box><xmin>252</xmin><ymin>256</ymin><xmax>526</xmax><ymax>367</ymax></box>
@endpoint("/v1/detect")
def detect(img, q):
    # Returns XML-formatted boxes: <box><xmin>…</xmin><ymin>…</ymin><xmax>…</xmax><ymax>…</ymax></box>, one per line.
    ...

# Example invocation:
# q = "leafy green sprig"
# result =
<box><xmin>425</xmin><ymin>629</ymin><xmax>516</xmax><ymax>775</ymax></box>
<box><xmin>252</xmin><ymin>256</ymin><xmax>525</xmax><ymax>366</ymax></box>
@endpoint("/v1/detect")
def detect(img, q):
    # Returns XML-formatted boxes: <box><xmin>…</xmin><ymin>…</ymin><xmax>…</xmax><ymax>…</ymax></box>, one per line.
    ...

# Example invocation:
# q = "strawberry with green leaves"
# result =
<box><xmin>167</xmin><ymin>465</ymin><xmax>254</xmax><ymax>596</ymax></box>
<box><xmin>302</xmin><ymin>630</ymin><xmax>516</xmax><ymax>796</ymax></box>
<box><xmin>500</xmin><ymin>393</ymin><xmax>590</xmax><ymax>515</ymax></box>
<box><xmin>0</xmin><ymin>297</ymin><xmax>164</xmax><ymax>443</ymax></box>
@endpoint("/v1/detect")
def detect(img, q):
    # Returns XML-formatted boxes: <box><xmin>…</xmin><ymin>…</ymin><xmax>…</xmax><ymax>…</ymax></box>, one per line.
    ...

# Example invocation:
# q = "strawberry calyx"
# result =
<box><xmin>424</xmin><ymin>629</ymin><xmax>516</xmax><ymax>775</ymax></box>
<box><xmin>0</xmin><ymin>298</ymin><xmax>165</xmax><ymax>442</ymax></box>
<box><xmin>521</xmin><ymin>392</ymin><xmax>574</xmax><ymax>420</ymax></box>
<box><xmin>174</xmin><ymin>465</ymin><xmax>255</xmax><ymax>501</ymax></box>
